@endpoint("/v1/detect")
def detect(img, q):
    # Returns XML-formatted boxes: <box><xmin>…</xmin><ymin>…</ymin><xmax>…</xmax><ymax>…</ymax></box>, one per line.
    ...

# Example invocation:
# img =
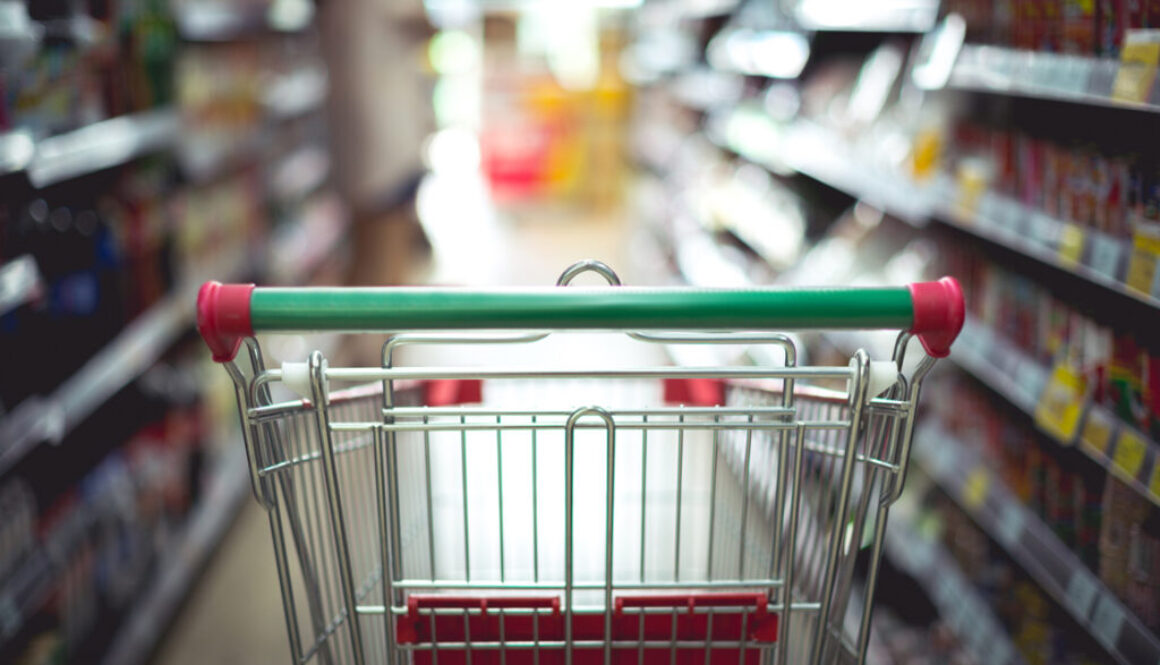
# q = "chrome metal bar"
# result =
<box><xmin>810</xmin><ymin>352</ymin><xmax>869</xmax><ymax>665</ymax></box>
<box><xmin>640</xmin><ymin>416</ymin><xmax>648</xmax><ymax>585</ymax></box>
<box><xmin>351</xmin><ymin>421</ymin><xmax>840</xmax><ymax>434</ymax></box>
<box><xmin>267</xmin><ymin>499</ymin><xmax>305</xmax><ymax>664</ymax></box>
<box><xmin>496</xmin><ymin>416</ymin><xmax>506</xmax><ymax>583</ymax></box>
<box><xmin>381</xmin><ymin>406</ymin><xmax>794</xmax><ymax>419</ymax></box>
<box><xmin>424</xmin><ymin>417</ymin><xmax>436</xmax><ymax>580</ymax></box>
<box><xmin>532</xmin><ymin>416</ymin><xmax>540</xmax><ymax>583</ymax></box>
<box><xmin>706</xmin><ymin>419</ymin><xmax>719</xmax><ymax>580</ymax></box>
<box><xmin>461</xmin><ymin>417</ymin><xmax>471</xmax><ymax>582</ymax></box>
<box><xmin>389</xmin><ymin>579</ymin><xmax>782</xmax><ymax>591</ymax></box>
<box><xmin>371</xmin><ymin>427</ymin><xmax>397</xmax><ymax>664</ymax></box>
<box><xmin>777</xmin><ymin>426</ymin><xmax>807</xmax><ymax>665</ymax></box>
<box><xmin>318</xmin><ymin>365</ymin><xmax>851</xmax><ymax>382</ymax></box>
<box><xmin>309</xmin><ymin>351</ymin><xmax>368</xmax><ymax>664</ymax></box>
<box><xmin>673</xmin><ymin>418</ymin><xmax>684</xmax><ymax>583</ymax></box>
<box><xmin>739</xmin><ymin>416</ymin><xmax>753</xmax><ymax>578</ymax></box>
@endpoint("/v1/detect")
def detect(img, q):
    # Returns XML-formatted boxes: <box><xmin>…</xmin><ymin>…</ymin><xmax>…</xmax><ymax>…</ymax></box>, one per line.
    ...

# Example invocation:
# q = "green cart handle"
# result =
<box><xmin>197</xmin><ymin>278</ymin><xmax>963</xmax><ymax>363</ymax></box>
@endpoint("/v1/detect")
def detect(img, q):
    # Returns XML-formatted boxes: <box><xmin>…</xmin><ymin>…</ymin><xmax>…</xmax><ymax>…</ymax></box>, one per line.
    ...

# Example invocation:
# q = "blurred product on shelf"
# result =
<box><xmin>1</xmin><ymin>1</ymin><xmax>340</xmax><ymax>663</ymax></box>
<box><xmin>0</xmin><ymin>350</ymin><xmax>210</xmax><ymax>664</ymax></box>
<box><xmin>941</xmin><ymin>242</ymin><xmax>1160</xmax><ymax>441</ymax></box>
<box><xmin>1099</xmin><ymin>476</ymin><xmax>1160</xmax><ymax>631</ymax></box>
<box><xmin>2</xmin><ymin>0</ymin><xmax>176</xmax><ymax>137</ymax></box>
<box><xmin>0</xmin><ymin>161</ymin><xmax>173</xmax><ymax>409</ymax></box>
<box><xmin>942</xmin><ymin>0</ymin><xmax>1160</xmax><ymax>56</ymax></box>
<box><xmin>479</xmin><ymin>12</ymin><xmax>631</xmax><ymax>207</ymax></box>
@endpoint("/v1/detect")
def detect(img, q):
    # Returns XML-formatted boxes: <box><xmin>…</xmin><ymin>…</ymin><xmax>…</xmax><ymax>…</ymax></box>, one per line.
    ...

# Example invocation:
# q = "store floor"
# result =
<box><xmin>151</xmin><ymin>174</ymin><xmax>644</xmax><ymax>664</ymax></box>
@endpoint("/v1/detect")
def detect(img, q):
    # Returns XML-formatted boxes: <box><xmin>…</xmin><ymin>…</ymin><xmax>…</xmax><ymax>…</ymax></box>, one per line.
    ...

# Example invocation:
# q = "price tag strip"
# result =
<box><xmin>1034</xmin><ymin>362</ymin><xmax>1087</xmax><ymax>444</ymax></box>
<box><xmin>1125</xmin><ymin>219</ymin><xmax>1160</xmax><ymax>297</ymax></box>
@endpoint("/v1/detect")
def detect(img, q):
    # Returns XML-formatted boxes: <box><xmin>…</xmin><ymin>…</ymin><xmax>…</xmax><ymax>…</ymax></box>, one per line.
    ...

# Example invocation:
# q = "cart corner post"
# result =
<box><xmin>197</xmin><ymin>281</ymin><xmax>256</xmax><ymax>363</ymax></box>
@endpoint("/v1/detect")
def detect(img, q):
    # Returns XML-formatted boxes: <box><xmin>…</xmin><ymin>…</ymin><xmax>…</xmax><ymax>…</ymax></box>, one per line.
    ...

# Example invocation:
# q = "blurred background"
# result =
<box><xmin>2</xmin><ymin>0</ymin><xmax>1160</xmax><ymax>663</ymax></box>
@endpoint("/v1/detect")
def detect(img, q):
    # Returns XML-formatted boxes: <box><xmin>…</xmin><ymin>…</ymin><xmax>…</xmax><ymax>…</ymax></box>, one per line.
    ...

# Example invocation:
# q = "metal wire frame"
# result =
<box><xmin>212</xmin><ymin>263</ymin><xmax>937</xmax><ymax>665</ymax></box>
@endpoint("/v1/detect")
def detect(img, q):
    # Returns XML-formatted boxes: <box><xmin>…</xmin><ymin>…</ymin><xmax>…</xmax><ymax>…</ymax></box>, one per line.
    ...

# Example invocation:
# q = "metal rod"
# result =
<box><xmin>777</xmin><ymin>426</ymin><xmax>808</xmax><ymax>665</ymax></box>
<box><xmin>321</xmin><ymin>365</ymin><xmax>851</xmax><ymax>382</ymax></box>
<box><xmin>424</xmin><ymin>418</ymin><xmax>436</xmax><ymax>580</ymax></box>
<box><xmin>640</xmin><ymin>416</ymin><xmax>648</xmax><ymax>584</ymax></box>
<box><xmin>739</xmin><ymin>415</ymin><xmax>753</xmax><ymax>578</ymax></box>
<box><xmin>673</xmin><ymin>418</ymin><xmax>684</xmax><ymax>583</ymax></box>
<box><xmin>810</xmin><ymin>351</ymin><xmax>869</xmax><ymax>665</ymax></box>
<box><xmin>532</xmin><ymin>416</ymin><xmax>540</xmax><ymax>583</ymax></box>
<box><xmin>308</xmin><ymin>351</ymin><xmax>367</xmax><ymax>664</ymax></box>
<box><xmin>372</xmin><ymin>427</ymin><xmax>398</xmax><ymax>663</ymax></box>
<box><xmin>461</xmin><ymin>417</ymin><xmax>471</xmax><ymax>582</ymax></box>
<box><xmin>497</xmin><ymin>416</ymin><xmax>506</xmax><ymax>583</ymax></box>
<box><xmin>706</xmin><ymin>419</ymin><xmax>719</xmax><ymax>580</ymax></box>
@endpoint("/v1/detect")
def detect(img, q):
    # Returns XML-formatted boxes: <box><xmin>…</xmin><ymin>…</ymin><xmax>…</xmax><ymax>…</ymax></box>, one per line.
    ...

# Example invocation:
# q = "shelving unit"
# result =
<box><xmin>953</xmin><ymin>317</ymin><xmax>1160</xmax><ymax>508</ymax></box>
<box><xmin>709</xmin><ymin>104</ymin><xmax>1160</xmax><ymax>313</ymax></box>
<box><xmin>882</xmin><ymin>501</ymin><xmax>1026</xmax><ymax>665</ymax></box>
<box><xmin>707</xmin><ymin>108</ymin><xmax>936</xmax><ymax>223</ymax></box>
<box><xmin>791</xmin><ymin>0</ymin><xmax>939</xmax><ymax>33</ymax></box>
<box><xmin>0</xmin><ymin>445</ymin><xmax>248</xmax><ymax>663</ymax></box>
<box><xmin>0</xmin><ymin>250</ymin><xmax>251</xmax><ymax>478</ymax></box>
<box><xmin>98</xmin><ymin>445</ymin><xmax>248</xmax><ymax>665</ymax></box>
<box><xmin>948</xmin><ymin>44</ymin><xmax>1160</xmax><ymax>113</ymax></box>
<box><xmin>915</xmin><ymin>424</ymin><xmax>1160</xmax><ymax>665</ymax></box>
<box><xmin>0</xmin><ymin>109</ymin><xmax>180</xmax><ymax>187</ymax></box>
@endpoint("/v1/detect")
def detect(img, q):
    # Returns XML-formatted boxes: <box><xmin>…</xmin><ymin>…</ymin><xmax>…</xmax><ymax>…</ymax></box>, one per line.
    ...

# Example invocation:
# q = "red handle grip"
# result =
<box><xmin>908</xmin><ymin>277</ymin><xmax>964</xmax><ymax>358</ymax></box>
<box><xmin>197</xmin><ymin>281</ymin><xmax>254</xmax><ymax>362</ymax></box>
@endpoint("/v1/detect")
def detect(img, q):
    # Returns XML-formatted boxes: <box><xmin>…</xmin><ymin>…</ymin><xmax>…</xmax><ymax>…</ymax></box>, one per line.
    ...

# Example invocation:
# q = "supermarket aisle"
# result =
<box><xmin>151</xmin><ymin>173</ymin><xmax>640</xmax><ymax>664</ymax></box>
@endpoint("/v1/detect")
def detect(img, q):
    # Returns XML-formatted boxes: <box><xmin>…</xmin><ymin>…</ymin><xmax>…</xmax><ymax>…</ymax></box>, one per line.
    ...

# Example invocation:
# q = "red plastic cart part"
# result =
<box><xmin>197</xmin><ymin>281</ymin><xmax>255</xmax><ymax>363</ymax></box>
<box><xmin>663</xmin><ymin>378</ymin><xmax>726</xmax><ymax>407</ymax></box>
<box><xmin>907</xmin><ymin>276</ymin><xmax>964</xmax><ymax>359</ymax></box>
<box><xmin>424</xmin><ymin>379</ymin><xmax>483</xmax><ymax>406</ymax></box>
<box><xmin>396</xmin><ymin>593</ymin><xmax>776</xmax><ymax>664</ymax></box>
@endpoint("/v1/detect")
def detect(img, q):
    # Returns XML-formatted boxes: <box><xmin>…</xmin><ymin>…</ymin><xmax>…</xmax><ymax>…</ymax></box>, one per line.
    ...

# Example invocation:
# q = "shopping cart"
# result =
<box><xmin>196</xmin><ymin>261</ymin><xmax>963</xmax><ymax>665</ymax></box>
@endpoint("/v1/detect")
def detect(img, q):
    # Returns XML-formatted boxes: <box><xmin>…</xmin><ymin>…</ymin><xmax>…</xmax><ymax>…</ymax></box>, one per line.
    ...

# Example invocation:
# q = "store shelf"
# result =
<box><xmin>712</xmin><ymin>107</ymin><xmax>1158</xmax><ymax>311</ymax></box>
<box><xmin>949</xmin><ymin>45</ymin><xmax>1160</xmax><ymax>113</ymax></box>
<box><xmin>176</xmin><ymin>0</ymin><xmax>313</xmax><ymax>41</ymax></box>
<box><xmin>931</xmin><ymin>185</ymin><xmax>1156</xmax><ymax>310</ymax></box>
<box><xmin>26</xmin><ymin>108</ymin><xmax>180</xmax><ymax>188</ymax></box>
<box><xmin>707</xmin><ymin>108</ymin><xmax>936</xmax><ymax>223</ymax></box>
<box><xmin>99</xmin><ymin>445</ymin><xmax>248</xmax><ymax>665</ymax></box>
<box><xmin>882</xmin><ymin>506</ymin><xmax>1026</xmax><ymax>665</ymax></box>
<box><xmin>0</xmin><ymin>130</ymin><xmax>35</xmax><ymax>178</ymax></box>
<box><xmin>0</xmin><ymin>109</ymin><xmax>180</xmax><ymax>187</ymax></box>
<box><xmin>791</xmin><ymin>0</ymin><xmax>939</xmax><ymax>33</ymax></box>
<box><xmin>0</xmin><ymin>445</ymin><xmax>247</xmax><ymax>661</ymax></box>
<box><xmin>0</xmin><ymin>256</ymin><xmax>41</xmax><ymax>317</ymax></box>
<box><xmin>0</xmin><ymin>252</ymin><xmax>249</xmax><ymax>478</ymax></box>
<box><xmin>953</xmin><ymin>318</ymin><xmax>1160</xmax><ymax>508</ymax></box>
<box><xmin>915</xmin><ymin>425</ymin><xmax>1160</xmax><ymax>665</ymax></box>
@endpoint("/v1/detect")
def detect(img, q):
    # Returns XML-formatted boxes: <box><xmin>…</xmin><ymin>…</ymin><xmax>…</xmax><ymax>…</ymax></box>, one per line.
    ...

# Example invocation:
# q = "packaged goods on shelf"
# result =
<box><xmin>0</xmin><ymin>349</ymin><xmax>214</xmax><ymax>664</ymax></box>
<box><xmin>1099</xmin><ymin>477</ymin><xmax>1160</xmax><ymax>631</ymax></box>
<box><xmin>0</xmin><ymin>160</ymin><xmax>178</xmax><ymax>409</ymax></box>
<box><xmin>2</xmin><ymin>0</ymin><xmax>176</xmax><ymax>137</ymax></box>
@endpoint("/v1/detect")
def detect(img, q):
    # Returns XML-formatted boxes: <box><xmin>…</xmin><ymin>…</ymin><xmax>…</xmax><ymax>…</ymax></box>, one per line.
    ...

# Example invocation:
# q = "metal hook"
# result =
<box><xmin>556</xmin><ymin>260</ymin><xmax>622</xmax><ymax>286</ymax></box>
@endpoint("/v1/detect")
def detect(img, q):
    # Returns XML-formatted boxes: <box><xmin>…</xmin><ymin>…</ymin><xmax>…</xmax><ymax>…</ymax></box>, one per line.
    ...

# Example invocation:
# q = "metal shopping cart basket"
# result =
<box><xmin>196</xmin><ymin>261</ymin><xmax>963</xmax><ymax>665</ymax></box>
